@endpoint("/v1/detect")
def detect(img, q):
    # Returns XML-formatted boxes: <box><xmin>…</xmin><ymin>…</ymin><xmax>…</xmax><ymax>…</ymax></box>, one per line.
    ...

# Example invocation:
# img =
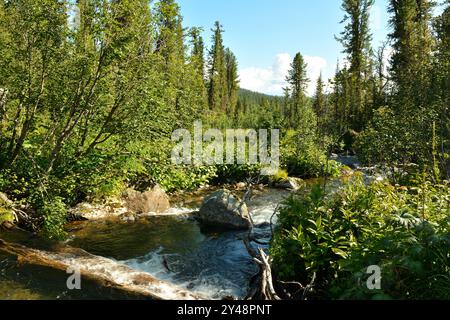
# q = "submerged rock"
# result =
<box><xmin>119</xmin><ymin>212</ymin><xmax>137</xmax><ymax>223</ymax></box>
<box><xmin>196</xmin><ymin>189</ymin><xmax>251</xmax><ymax>230</ymax></box>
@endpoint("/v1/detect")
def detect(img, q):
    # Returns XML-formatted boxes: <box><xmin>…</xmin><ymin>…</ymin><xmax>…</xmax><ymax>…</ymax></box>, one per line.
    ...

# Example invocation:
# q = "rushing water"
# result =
<box><xmin>0</xmin><ymin>187</ymin><xmax>293</xmax><ymax>300</ymax></box>
<box><xmin>0</xmin><ymin>156</ymin><xmax>367</xmax><ymax>300</ymax></box>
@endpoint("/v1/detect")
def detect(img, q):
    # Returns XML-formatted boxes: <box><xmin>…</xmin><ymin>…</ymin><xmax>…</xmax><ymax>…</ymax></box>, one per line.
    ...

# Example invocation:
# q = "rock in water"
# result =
<box><xmin>69</xmin><ymin>185</ymin><xmax>171</xmax><ymax>220</ymax></box>
<box><xmin>123</xmin><ymin>185</ymin><xmax>170</xmax><ymax>214</ymax></box>
<box><xmin>274</xmin><ymin>177</ymin><xmax>303</xmax><ymax>190</ymax></box>
<box><xmin>196</xmin><ymin>189</ymin><xmax>251</xmax><ymax>230</ymax></box>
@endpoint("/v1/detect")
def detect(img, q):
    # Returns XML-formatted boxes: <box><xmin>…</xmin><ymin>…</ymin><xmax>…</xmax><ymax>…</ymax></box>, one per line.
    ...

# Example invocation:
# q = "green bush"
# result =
<box><xmin>39</xmin><ymin>197</ymin><xmax>68</xmax><ymax>240</ymax></box>
<box><xmin>0</xmin><ymin>208</ymin><xmax>15</xmax><ymax>224</ymax></box>
<box><xmin>145</xmin><ymin>162</ymin><xmax>218</xmax><ymax>193</ymax></box>
<box><xmin>212</xmin><ymin>163</ymin><xmax>262</xmax><ymax>184</ymax></box>
<box><xmin>269</xmin><ymin>169</ymin><xmax>289</xmax><ymax>183</ymax></box>
<box><xmin>281</xmin><ymin>130</ymin><xmax>341</xmax><ymax>178</ymax></box>
<box><xmin>271</xmin><ymin>175</ymin><xmax>450</xmax><ymax>299</ymax></box>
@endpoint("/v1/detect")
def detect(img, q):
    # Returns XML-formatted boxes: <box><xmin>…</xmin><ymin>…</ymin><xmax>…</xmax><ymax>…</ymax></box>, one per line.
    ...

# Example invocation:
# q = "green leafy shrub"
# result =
<box><xmin>212</xmin><ymin>163</ymin><xmax>262</xmax><ymax>184</ymax></box>
<box><xmin>0</xmin><ymin>208</ymin><xmax>14</xmax><ymax>224</ymax></box>
<box><xmin>271</xmin><ymin>175</ymin><xmax>450</xmax><ymax>299</ymax></box>
<box><xmin>281</xmin><ymin>130</ymin><xmax>341</xmax><ymax>178</ymax></box>
<box><xmin>146</xmin><ymin>162</ymin><xmax>218</xmax><ymax>193</ymax></box>
<box><xmin>269</xmin><ymin>169</ymin><xmax>289</xmax><ymax>183</ymax></box>
<box><xmin>39</xmin><ymin>197</ymin><xmax>68</xmax><ymax>240</ymax></box>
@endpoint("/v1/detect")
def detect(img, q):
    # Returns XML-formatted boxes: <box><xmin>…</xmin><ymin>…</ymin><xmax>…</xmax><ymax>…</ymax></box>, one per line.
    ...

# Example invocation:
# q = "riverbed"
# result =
<box><xmin>0</xmin><ymin>172</ymin><xmax>359</xmax><ymax>301</ymax></box>
<box><xmin>0</xmin><ymin>186</ymin><xmax>295</xmax><ymax>300</ymax></box>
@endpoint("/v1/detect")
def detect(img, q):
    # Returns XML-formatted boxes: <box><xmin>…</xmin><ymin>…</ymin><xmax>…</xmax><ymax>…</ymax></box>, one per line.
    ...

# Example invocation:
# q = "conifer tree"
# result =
<box><xmin>313</xmin><ymin>73</ymin><xmax>326</xmax><ymax>131</ymax></box>
<box><xmin>225</xmin><ymin>48</ymin><xmax>239</xmax><ymax>116</ymax></box>
<box><xmin>207</xmin><ymin>21</ymin><xmax>227</xmax><ymax>112</ymax></box>
<box><xmin>189</xmin><ymin>27</ymin><xmax>205</xmax><ymax>82</ymax></box>
<box><xmin>286</xmin><ymin>52</ymin><xmax>309</xmax><ymax>128</ymax></box>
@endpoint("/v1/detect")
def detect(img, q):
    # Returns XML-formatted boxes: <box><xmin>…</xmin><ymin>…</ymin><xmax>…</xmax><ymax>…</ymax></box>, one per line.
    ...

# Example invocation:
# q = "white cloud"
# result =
<box><xmin>239</xmin><ymin>53</ymin><xmax>327</xmax><ymax>96</ymax></box>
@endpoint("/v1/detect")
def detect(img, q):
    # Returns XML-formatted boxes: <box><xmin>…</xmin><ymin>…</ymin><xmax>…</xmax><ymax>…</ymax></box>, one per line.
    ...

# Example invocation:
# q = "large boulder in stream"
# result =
<box><xmin>123</xmin><ymin>185</ymin><xmax>170</xmax><ymax>214</ymax></box>
<box><xmin>196</xmin><ymin>189</ymin><xmax>251</xmax><ymax>230</ymax></box>
<box><xmin>69</xmin><ymin>185</ymin><xmax>171</xmax><ymax>221</ymax></box>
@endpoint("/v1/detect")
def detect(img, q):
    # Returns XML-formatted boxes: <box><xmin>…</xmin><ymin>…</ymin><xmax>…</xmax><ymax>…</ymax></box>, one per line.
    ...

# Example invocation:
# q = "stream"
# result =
<box><xmin>0</xmin><ymin>176</ymin><xmax>353</xmax><ymax>300</ymax></box>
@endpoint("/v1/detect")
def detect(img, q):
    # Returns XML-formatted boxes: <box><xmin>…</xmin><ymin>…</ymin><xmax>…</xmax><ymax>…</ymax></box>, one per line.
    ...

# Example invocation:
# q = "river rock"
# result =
<box><xmin>69</xmin><ymin>201</ymin><xmax>128</xmax><ymax>221</ymax></box>
<box><xmin>274</xmin><ymin>177</ymin><xmax>303</xmax><ymax>190</ymax></box>
<box><xmin>119</xmin><ymin>212</ymin><xmax>137</xmax><ymax>223</ymax></box>
<box><xmin>235</xmin><ymin>182</ymin><xmax>247</xmax><ymax>190</ymax></box>
<box><xmin>123</xmin><ymin>185</ymin><xmax>170</xmax><ymax>214</ymax></box>
<box><xmin>196</xmin><ymin>189</ymin><xmax>251</xmax><ymax>230</ymax></box>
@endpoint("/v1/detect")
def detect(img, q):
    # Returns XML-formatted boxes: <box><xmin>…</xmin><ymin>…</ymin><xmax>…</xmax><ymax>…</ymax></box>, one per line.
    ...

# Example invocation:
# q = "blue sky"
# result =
<box><xmin>177</xmin><ymin>0</ymin><xmax>391</xmax><ymax>96</ymax></box>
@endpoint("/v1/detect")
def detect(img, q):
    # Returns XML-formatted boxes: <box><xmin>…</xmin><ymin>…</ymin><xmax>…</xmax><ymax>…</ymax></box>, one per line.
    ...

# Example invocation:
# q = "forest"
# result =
<box><xmin>0</xmin><ymin>0</ymin><xmax>449</xmax><ymax>300</ymax></box>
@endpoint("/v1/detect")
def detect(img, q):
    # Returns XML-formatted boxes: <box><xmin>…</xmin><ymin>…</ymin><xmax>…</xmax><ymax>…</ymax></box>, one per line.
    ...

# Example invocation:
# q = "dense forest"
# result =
<box><xmin>0</xmin><ymin>0</ymin><xmax>449</xmax><ymax>300</ymax></box>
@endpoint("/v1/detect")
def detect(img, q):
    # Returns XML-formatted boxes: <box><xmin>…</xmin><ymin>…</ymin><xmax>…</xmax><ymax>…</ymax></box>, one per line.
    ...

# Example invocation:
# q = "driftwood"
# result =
<box><xmin>241</xmin><ymin>178</ymin><xmax>316</xmax><ymax>300</ymax></box>
<box><xmin>0</xmin><ymin>239</ymin><xmax>205</xmax><ymax>300</ymax></box>
<box><xmin>240</xmin><ymin>178</ymin><xmax>281</xmax><ymax>300</ymax></box>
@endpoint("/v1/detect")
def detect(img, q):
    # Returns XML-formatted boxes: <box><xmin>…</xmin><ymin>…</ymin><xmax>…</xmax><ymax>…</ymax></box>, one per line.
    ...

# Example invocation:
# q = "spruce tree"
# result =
<box><xmin>225</xmin><ymin>48</ymin><xmax>239</xmax><ymax>116</ymax></box>
<box><xmin>207</xmin><ymin>21</ymin><xmax>227</xmax><ymax>112</ymax></box>
<box><xmin>189</xmin><ymin>27</ymin><xmax>205</xmax><ymax>82</ymax></box>
<box><xmin>313</xmin><ymin>73</ymin><xmax>326</xmax><ymax>131</ymax></box>
<box><xmin>286</xmin><ymin>52</ymin><xmax>309</xmax><ymax>128</ymax></box>
<box><xmin>154</xmin><ymin>0</ymin><xmax>185</xmax><ymax>77</ymax></box>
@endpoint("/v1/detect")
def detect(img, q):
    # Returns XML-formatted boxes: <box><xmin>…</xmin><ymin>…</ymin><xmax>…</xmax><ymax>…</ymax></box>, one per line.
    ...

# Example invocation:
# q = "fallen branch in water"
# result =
<box><xmin>241</xmin><ymin>177</ymin><xmax>281</xmax><ymax>300</ymax></box>
<box><xmin>0</xmin><ymin>239</ymin><xmax>205</xmax><ymax>300</ymax></box>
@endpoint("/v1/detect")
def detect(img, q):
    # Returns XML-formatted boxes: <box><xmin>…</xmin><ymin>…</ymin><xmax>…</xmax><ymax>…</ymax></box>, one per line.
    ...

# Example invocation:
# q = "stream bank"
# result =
<box><xmin>0</xmin><ymin>158</ymin><xmax>363</xmax><ymax>300</ymax></box>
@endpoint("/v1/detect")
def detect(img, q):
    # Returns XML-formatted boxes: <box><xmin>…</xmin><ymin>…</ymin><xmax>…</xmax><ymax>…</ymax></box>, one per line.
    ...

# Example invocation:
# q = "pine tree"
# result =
<box><xmin>187</xmin><ymin>27</ymin><xmax>207</xmax><ymax>114</ymax></box>
<box><xmin>430</xmin><ymin>4</ymin><xmax>450</xmax><ymax>178</ymax></box>
<box><xmin>189</xmin><ymin>27</ymin><xmax>205</xmax><ymax>82</ymax></box>
<box><xmin>225</xmin><ymin>48</ymin><xmax>239</xmax><ymax>116</ymax></box>
<box><xmin>207</xmin><ymin>21</ymin><xmax>227</xmax><ymax>112</ymax></box>
<box><xmin>313</xmin><ymin>73</ymin><xmax>326</xmax><ymax>123</ymax></box>
<box><xmin>286</xmin><ymin>52</ymin><xmax>309</xmax><ymax>128</ymax></box>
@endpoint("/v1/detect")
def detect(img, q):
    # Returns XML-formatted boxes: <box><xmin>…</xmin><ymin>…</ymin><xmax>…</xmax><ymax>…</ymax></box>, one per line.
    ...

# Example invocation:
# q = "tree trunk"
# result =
<box><xmin>0</xmin><ymin>239</ymin><xmax>205</xmax><ymax>300</ymax></box>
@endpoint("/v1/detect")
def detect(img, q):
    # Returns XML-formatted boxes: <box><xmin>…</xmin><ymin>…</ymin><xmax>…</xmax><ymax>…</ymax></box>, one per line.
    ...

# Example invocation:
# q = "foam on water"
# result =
<box><xmin>124</xmin><ymin>245</ymin><xmax>251</xmax><ymax>299</ymax></box>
